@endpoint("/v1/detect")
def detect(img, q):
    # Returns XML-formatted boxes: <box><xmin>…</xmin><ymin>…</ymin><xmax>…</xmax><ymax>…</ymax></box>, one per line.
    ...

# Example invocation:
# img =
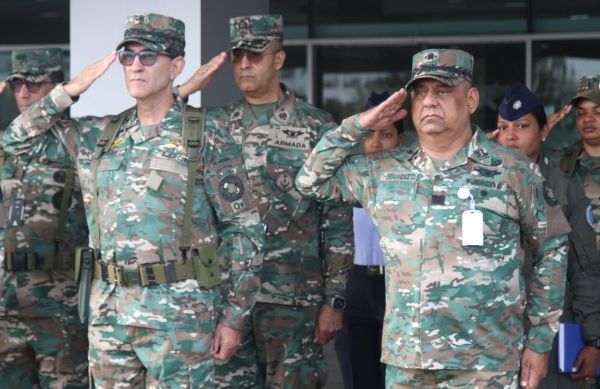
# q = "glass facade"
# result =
<box><xmin>273</xmin><ymin>0</ymin><xmax>600</xmax><ymax>147</ymax></box>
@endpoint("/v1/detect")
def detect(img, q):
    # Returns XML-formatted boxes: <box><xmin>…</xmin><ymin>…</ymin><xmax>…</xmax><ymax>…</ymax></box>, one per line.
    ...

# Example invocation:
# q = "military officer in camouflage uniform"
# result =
<box><xmin>296</xmin><ymin>49</ymin><xmax>571</xmax><ymax>389</ymax></box>
<box><xmin>0</xmin><ymin>48</ymin><xmax>89</xmax><ymax>389</ymax></box>
<box><xmin>493</xmin><ymin>83</ymin><xmax>600</xmax><ymax>388</ymax></box>
<box><xmin>551</xmin><ymin>77</ymin><xmax>600</xmax><ymax>249</ymax></box>
<box><xmin>179</xmin><ymin>14</ymin><xmax>354</xmax><ymax>389</ymax></box>
<box><xmin>4</xmin><ymin>13</ymin><xmax>265</xmax><ymax>388</ymax></box>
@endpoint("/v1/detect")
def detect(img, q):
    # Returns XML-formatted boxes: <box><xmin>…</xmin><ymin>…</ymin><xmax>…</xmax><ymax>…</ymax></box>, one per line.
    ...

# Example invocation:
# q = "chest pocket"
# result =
<box><xmin>265</xmin><ymin>149</ymin><xmax>311</xmax><ymax>232</ymax></box>
<box><xmin>373</xmin><ymin>174</ymin><xmax>418</xmax><ymax>236</ymax></box>
<box><xmin>144</xmin><ymin>155</ymin><xmax>189</xmax><ymax>214</ymax></box>
<box><xmin>454</xmin><ymin>184</ymin><xmax>513</xmax><ymax>259</ymax></box>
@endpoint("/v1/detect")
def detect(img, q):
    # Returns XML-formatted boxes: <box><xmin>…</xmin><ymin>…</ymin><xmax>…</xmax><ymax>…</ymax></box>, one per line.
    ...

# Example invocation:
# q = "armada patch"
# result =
<box><xmin>219</xmin><ymin>175</ymin><xmax>244</xmax><ymax>202</ymax></box>
<box><xmin>275</xmin><ymin>171</ymin><xmax>295</xmax><ymax>192</ymax></box>
<box><xmin>543</xmin><ymin>181</ymin><xmax>558</xmax><ymax>207</ymax></box>
<box><xmin>268</xmin><ymin>126</ymin><xmax>310</xmax><ymax>151</ymax></box>
<box><xmin>586</xmin><ymin>205</ymin><xmax>596</xmax><ymax>228</ymax></box>
<box><xmin>465</xmin><ymin>178</ymin><xmax>507</xmax><ymax>191</ymax></box>
<box><xmin>382</xmin><ymin>172</ymin><xmax>418</xmax><ymax>181</ymax></box>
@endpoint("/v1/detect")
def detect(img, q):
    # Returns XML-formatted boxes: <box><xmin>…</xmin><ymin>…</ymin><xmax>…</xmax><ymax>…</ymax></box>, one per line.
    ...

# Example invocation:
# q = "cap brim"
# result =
<box><xmin>230</xmin><ymin>39</ymin><xmax>272</xmax><ymax>52</ymax></box>
<box><xmin>116</xmin><ymin>37</ymin><xmax>168</xmax><ymax>52</ymax></box>
<box><xmin>405</xmin><ymin>74</ymin><xmax>463</xmax><ymax>90</ymax></box>
<box><xmin>570</xmin><ymin>91</ymin><xmax>600</xmax><ymax>107</ymax></box>
<box><xmin>6</xmin><ymin>72</ymin><xmax>52</xmax><ymax>83</ymax></box>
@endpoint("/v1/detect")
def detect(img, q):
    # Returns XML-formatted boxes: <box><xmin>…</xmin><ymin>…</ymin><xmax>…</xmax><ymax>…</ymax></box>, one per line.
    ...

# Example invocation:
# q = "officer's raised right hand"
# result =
<box><xmin>358</xmin><ymin>88</ymin><xmax>408</xmax><ymax>131</ymax></box>
<box><xmin>0</xmin><ymin>81</ymin><xmax>5</xmax><ymax>95</ymax></box>
<box><xmin>63</xmin><ymin>51</ymin><xmax>117</xmax><ymax>99</ymax></box>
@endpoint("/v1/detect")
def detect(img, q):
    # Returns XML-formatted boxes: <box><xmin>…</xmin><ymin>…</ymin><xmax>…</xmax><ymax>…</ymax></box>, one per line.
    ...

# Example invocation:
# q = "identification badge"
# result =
<box><xmin>462</xmin><ymin>210</ymin><xmax>484</xmax><ymax>246</ymax></box>
<box><xmin>8</xmin><ymin>198</ymin><xmax>25</xmax><ymax>227</ymax></box>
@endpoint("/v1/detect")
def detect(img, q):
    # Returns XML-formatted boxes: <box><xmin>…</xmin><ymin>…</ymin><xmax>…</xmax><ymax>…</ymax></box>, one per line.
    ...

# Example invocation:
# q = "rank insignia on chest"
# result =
<box><xmin>543</xmin><ymin>181</ymin><xmax>558</xmax><ymax>207</ymax></box>
<box><xmin>275</xmin><ymin>171</ymin><xmax>295</xmax><ymax>192</ymax></box>
<box><xmin>167</xmin><ymin>138</ymin><xmax>184</xmax><ymax>150</ymax></box>
<box><xmin>110</xmin><ymin>137</ymin><xmax>126</xmax><ymax>149</ymax></box>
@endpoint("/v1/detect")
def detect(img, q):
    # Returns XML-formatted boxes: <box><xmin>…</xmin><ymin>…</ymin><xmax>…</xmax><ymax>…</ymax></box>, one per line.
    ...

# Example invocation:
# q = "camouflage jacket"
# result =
<box><xmin>206</xmin><ymin>84</ymin><xmax>353</xmax><ymax>306</ymax></box>
<box><xmin>0</xmin><ymin>125</ymin><xmax>89</xmax><ymax>318</ymax></box>
<box><xmin>3</xmin><ymin>84</ymin><xmax>265</xmax><ymax>332</ymax></box>
<box><xmin>522</xmin><ymin>152</ymin><xmax>600</xmax><ymax>341</ymax></box>
<box><xmin>549</xmin><ymin>141</ymin><xmax>600</xmax><ymax>250</ymax></box>
<box><xmin>296</xmin><ymin>115</ymin><xmax>570</xmax><ymax>371</ymax></box>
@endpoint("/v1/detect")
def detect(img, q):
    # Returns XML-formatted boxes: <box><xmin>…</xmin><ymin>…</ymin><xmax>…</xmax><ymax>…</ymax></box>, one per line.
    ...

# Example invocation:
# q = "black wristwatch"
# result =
<box><xmin>585</xmin><ymin>338</ymin><xmax>600</xmax><ymax>349</ymax></box>
<box><xmin>324</xmin><ymin>296</ymin><xmax>346</xmax><ymax>311</ymax></box>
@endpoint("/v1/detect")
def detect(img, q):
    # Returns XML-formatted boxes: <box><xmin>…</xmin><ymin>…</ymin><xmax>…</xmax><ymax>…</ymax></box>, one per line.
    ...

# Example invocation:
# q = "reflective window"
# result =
<box><xmin>533</xmin><ymin>0</ymin><xmax>600</xmax><ymax>33</ymax></box>
<box><xmin>279</xmin><ymin>46</ymin><xmax>308</xmax><ymax>100</ymax></box>
<box><xmin>318</xmin><ymin>43</ymin><xmax>525</xmax><ymax>144</ymax></box>
<box><xmin>533</xmin><ymin>39</ymin><xmax>600</xmax><ymax>149</ymax></box>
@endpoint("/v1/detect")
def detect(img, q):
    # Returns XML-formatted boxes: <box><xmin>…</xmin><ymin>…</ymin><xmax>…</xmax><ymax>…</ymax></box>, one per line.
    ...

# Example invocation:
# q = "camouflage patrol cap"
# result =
<box><xmin>406</xmin><ymin>49</ymin><xmax>474</xmax><ymax>89</ymax></box>
<box><xmin>6</xmin><ymin>48</ymin><xmax>62</xmax><ymax>83</ymax></box>
<box><xmin>230</xmin><ymin>14</ymin><xmax>283</xmax><ymax>52</ymax></box>
<box><xmin>571</xmin><ymin>75</ymin><xmax>600</xmax><ymax>106</ymax></box>
<box><xmin>116</xmin><ymin>13</ymin><xmax>185</xmax><ymax>55</ymax></box>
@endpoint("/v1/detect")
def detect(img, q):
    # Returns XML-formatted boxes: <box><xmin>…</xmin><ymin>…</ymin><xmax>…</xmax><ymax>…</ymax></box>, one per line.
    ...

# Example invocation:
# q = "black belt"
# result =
<box><xmin>4</xmin><ymin>252</ymin><xmax>75</xmax><ymax>272</ymax></box>
<box><xmin>353</xmin><ymin>265</ymin><xmax>384</xmax><ymax>276</ymax></box>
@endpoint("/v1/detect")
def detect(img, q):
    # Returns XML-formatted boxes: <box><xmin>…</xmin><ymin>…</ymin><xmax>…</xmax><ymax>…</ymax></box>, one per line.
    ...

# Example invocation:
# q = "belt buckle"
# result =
<box><xmin>367</xmin><ymin>266</ymin><xmax>383</xmax><ymax>276</ymax></box>
<box><xmin>122</xmin><ymin>269</ymin><xmax>141</xmax><ymax>286</ymax></box>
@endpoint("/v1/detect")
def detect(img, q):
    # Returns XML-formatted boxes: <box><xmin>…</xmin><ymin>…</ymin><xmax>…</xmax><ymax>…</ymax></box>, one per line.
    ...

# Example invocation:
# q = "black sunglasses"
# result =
<box><xmin>118</xmin><ymin>50</ymin><xmax>175</xmax><ymax>66</ymax></box>
<box><xmin>229</xmin><ymin>49</ymin><xmax>281</xmax><ymax>64</ymax></box>
<box><xmin>9</xmin><ymin>79</ymin><xmax>54</xmax><ymax>93</ymax></box>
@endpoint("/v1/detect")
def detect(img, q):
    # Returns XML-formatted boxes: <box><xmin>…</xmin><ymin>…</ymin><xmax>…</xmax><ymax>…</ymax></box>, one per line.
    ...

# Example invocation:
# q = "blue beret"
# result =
<box><xmin>365</xmin><ymin>91</ymin><xmax>391</xmax><ymax>110</ymax></box>
<box><xmin>498</xmin><ymin>83</ymin><xmax>543</xmax><ymax>121</ymax></box>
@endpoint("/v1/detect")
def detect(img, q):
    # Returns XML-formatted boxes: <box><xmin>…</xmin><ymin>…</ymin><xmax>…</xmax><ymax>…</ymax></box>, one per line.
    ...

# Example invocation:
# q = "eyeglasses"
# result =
<box><xmin>229</xmin><ymin>49</ymin><xmax>281</xmax><ymax>64</ymax></box>
<box><xmin>8</xmin><ymin>79</ymin><xmax>54</xmax><ymax>93</ymax></box>
<box><xmin>118</xmin><ymin>50</ymin><xmax>175</xmax><ymax>66</ymax></box>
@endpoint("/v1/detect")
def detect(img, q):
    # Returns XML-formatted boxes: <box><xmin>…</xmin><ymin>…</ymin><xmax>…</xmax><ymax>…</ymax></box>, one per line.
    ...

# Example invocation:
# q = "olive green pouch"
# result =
<box><xmin>75</xmin><ymin>247</ymin><xmax>94</xmax><ymax>323</ymax></box>
<box><xmin>192</xmin><ymin>242</ymin><xmax>222</xmax><ymax>290</ymax></box>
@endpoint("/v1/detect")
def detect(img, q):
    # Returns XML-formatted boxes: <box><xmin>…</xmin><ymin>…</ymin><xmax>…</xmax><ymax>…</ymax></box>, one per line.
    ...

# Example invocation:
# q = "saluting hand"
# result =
<box><xmin>63</xmin><ymin>51</ymin><xmax>117</xmax><ymax>99</ymax></box>
<box><xmin>178</xmin><ymin>52</ymin><xmax>227</xmax><ymax>100</ymax></box>
<box><xmin>0</xmin><ymin>81</ymin><xmax>6</xmax><ymax>95</ymax></box>
<box><xmin>547</xmin><ymin>104</ymin><xmax>573</xmax><ymax>132</ymax></box>
<box><xmin>358</xmin><ymin>88</ymin><xmax>408</xmax><ymax>131</ymax></box>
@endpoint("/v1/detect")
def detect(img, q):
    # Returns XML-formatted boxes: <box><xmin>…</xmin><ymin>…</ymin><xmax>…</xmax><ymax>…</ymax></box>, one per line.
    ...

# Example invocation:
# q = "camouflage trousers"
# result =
<box><xmin>385</xmin><ymin>367</ymin><xmax>519</xmax><ymax>389</ymax></box>
<box><xmin>214</xmin><ymin>302</ymin><xmax>327</xmax><ymax>389</ymax></box>
<box><xmin>89</xmin><ymin>324</ymin><xmax>214</xmax><ymax>389</ymax></box>
<box><xmin>0</xmin><ymin>315</ymin><xmax>89</xmax><ymax>389</ymax></box>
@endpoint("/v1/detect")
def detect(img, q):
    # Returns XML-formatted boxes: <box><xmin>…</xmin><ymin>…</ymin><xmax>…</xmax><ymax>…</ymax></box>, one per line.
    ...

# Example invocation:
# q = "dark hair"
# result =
<box><xmin>270</xmin><ymin>39</ymin><xmax>283</xmax><ymax>53</ymax></box>
<box><xmin>48</xmin><ymin>71</ymin><xmax>64</xmax><ymax>84</ymax></box>
<box><xmin>529</xmin><ymin>105</ymin><xmax>548</xmax><ymax>129</ymax></box>
<box><xmin>393</xmin><ymin>119</ymin><xmax>404</xmax><ymax>134</ymax></box>
<box><xmin>166</xmin><ymin>45</ymin><xmax>185</xmax><ymax>58</ymax></box>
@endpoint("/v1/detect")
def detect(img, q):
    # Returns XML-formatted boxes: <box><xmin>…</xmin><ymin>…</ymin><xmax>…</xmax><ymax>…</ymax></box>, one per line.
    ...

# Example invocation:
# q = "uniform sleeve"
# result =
<box><xmin>202</xmin><ymin>123</ymin><xmax>265</xmax><ymax>330</ymax></box>
<box><xmin>315</xmin><ymin>117</ymin><xmax>355</xmax><ymax>298</ymax></box>
<box><xmin>296</xmin><ymin>114</ymin><xmax>372</xmax><ymax>206</ymax></box>
<box><xmin>565</xmin><ymin>184</ymin><xmax>600</xmax><ymax>340</ymax></box>
<box><xmin>2</xmin><ymin>84</ymin><xmax>80</xmax><ymax>165</ymax></box>
<box><xmin>520</xmin><ymin>166</ymin><xmax>571</xmax><ymax>353</ymax></box>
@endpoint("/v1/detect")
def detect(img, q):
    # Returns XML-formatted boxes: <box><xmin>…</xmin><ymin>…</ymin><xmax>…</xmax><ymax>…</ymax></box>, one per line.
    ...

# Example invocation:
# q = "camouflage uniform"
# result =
<box><xmin>211</xmin><ymin>14</ymin><xmax>354</xmax><ymax>389</ymax></box>
<box><xmin>550</xmin><ymin>76</ymin><xmax>600</xmax><ymax>250</ymax></box>
<box><xmin>3</xmin><ymin>14</ymin><xmax>264</xmax><ymax>389</ymax></box>
<box><xmin>0</xmin><ymin>48</ymin><xmax>89</xmax><ymax>389</ymax></box>
<box><xmin>296</xmin><ymin>49</ymin><xmax>571</xmax><ymax>389</ymax></box>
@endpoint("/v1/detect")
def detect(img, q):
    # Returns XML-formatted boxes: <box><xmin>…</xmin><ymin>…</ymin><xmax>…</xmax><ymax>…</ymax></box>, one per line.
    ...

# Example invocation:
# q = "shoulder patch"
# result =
<box><xmin>219</xmin><ymin>175</ymin><xmax>244</xmax><ymax>202</ymax></box>
<box><xmin>543</xmin><ymin>181</ymin><xmax>558</xmax><ymax>207</ymax></box>
<box><xmin>586</xmin><ymin>205</ymin><xmax>596</xmax><ymax>229</ymax></box>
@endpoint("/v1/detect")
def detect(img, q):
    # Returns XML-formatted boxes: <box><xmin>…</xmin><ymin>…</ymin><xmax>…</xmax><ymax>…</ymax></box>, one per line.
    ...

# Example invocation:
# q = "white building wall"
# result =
<box><xmin>70</xmin><ymin>0</ymin><xmax>268</xmax><ymax>117</ymax></box>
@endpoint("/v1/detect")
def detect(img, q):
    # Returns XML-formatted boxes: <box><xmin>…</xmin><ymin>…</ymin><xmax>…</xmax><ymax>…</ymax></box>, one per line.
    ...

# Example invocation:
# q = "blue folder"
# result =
<box><xmin>558</xmin><ymin>322</ymin><xmax>600</xmax><ymax>375</ymax></box>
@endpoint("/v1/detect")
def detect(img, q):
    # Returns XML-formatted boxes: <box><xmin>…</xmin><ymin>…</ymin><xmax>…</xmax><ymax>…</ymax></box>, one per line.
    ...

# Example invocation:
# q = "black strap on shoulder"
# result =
<box><xmin>92</xmin><ymin>108</ymin><xmax>132</xmax><ymax>251</ymax></box>
<box><xmin>559</xmin><ymin>141</ymin><xmax>583</xmax><ymax>177</ymax></box>
<box><xmin>180</xmin><ymin>105</ymin><xmax>205</xmax><ymax>262</ymax></box>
